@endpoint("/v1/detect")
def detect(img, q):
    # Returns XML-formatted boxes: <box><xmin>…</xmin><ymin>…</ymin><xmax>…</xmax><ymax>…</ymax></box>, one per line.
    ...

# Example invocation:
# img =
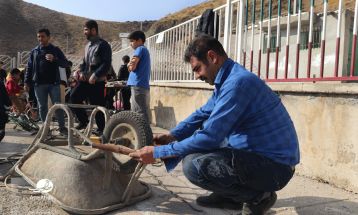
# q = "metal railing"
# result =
<box><xmin>0</xmin><ymin>55</ymin><xmax>13</xmax><ymax>70</ymax></box>
<box><xmin>128</xmin><ymin>0</ymin><xmax>358</xmax><ymax>83</ymax></box>
<box><xmin>145</xmin><ymin>2</ymin><xmax>241</xmax><ymax>82</ymax></box>
<box><xmin>1</xmin><ymin>51</ymin><xmax>83</xmax><ymax>72</ymax></box>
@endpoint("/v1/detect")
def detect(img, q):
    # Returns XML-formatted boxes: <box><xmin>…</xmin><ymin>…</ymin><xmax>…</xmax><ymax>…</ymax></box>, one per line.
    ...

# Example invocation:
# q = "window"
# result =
<box><xmin>300</xmin><ymin>26</ymin><xmax>321</xmax><ymax>50</ymax></box>
<box><xmin>263</xmin><ymin>34</ymin><xmax>279</xmax><ymax>53</ymax></box>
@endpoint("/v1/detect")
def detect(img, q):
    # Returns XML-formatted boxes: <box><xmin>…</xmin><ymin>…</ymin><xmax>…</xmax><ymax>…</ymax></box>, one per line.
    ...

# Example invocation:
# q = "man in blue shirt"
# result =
<box><xmin>130</xmin><ymin>35</ymin><xmax>300</xmax><ymax>214</ymax></box>
<box><xmin>127</xmin><ymin>31</ymin><xmax>151</xmax><ymax>122</ymax></box>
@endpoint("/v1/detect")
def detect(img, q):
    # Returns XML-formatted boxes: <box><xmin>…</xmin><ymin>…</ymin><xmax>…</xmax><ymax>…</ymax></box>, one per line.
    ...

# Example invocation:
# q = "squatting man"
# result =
<box><xmin>129</xmin><ymin>35</ymin><xmax>300</xmax><ymax>215</ymax></box>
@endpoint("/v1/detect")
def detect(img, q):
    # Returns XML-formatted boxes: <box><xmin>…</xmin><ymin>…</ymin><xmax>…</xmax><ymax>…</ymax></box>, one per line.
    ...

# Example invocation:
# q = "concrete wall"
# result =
<box><xmin>149</xmin><ymin>82</ymin><xmax>358</xmax><ymax>193</ymax></box>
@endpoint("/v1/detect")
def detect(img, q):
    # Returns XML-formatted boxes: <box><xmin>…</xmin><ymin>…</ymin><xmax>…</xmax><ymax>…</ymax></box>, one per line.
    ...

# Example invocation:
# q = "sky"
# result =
<box><xmin>24</xmin><ymin>0</ymin><xmax>209</xmax><ymax>22</ymax></box>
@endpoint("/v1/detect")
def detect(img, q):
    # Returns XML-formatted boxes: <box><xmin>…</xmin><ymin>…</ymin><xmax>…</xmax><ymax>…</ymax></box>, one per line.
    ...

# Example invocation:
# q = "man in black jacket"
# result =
<box><xmin>117</xmin><ymin>55</ymin><xmax>131</xmax><ymax>110</ymax></box>
<box><xmin>0</xmin><ymin>61</ymin><xmax>7</xmax><ymax>84</ymax></box>
<box><xmin>24</xmin><ymin>28</ymin><xmax>69</xmax><ymax>135</ymax></box>
<box><xmin>70</xmin><ymin>20</ymin><xmax>112</xmax><ymax>135</ymax></box>
<box><xmin>0</xmin><ymin>81</ymin><xmax>11</xmax><ymax>142</ymax></box>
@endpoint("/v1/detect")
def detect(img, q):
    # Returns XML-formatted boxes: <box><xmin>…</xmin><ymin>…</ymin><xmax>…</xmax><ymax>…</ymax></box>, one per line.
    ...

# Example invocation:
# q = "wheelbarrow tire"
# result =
<box><xmin>102</xmin><ymin>111</ymin><xmax>152</xmax><ymax>173</ymax></box>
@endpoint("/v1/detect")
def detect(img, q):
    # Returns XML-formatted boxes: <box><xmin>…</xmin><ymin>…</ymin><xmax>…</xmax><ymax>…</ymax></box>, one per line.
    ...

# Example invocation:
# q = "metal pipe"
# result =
<box><xmin>285</xmin><ymin>0</ymin><xmax>291</xmax><ymax>79</ymax></box>
<box><xmin>275</xmin><ymin>0</ymin><xmax>282</xmax><ymax>79</ymax></box>
<box><xmin>320</xmin><ymin>0</ymin><xmax>328</xmax><ymax>78</ymax></box>
<box><xmin>307</xmin><ymin>0</ymin><xmax>315</xmax><ymax>78</ymax></box>
<box><xmin>223</xmin><ymin>0</ymin><xmax>233</xmax><ymax>52</ymax></box>
<box><xmin>257</xmin><ymin>0</ymin><xmax>264</xmax><ymax>78</ymax></box>
<box><xmin>266</xmin><ymin>0</ymin><xmax>272</xmax><ymax>80</ymax></box>
<box><xmin>237</xmin><ymin>0</ymin><xmax>245</xmax><ymax>63</ymax></box>
<box><xmin>350</xmin><ymin>0</ymin><xmax>358</xmax><ymax>76</ymax></box>
<box><xmin>295</xmin><ymin>0</ymin><xmax>302</xmax><ymax>79</ymax></box>
<box><xmin>250</xmin><ymin>0</ymin><xmax>256</xmax><ymax>72</ymax></box>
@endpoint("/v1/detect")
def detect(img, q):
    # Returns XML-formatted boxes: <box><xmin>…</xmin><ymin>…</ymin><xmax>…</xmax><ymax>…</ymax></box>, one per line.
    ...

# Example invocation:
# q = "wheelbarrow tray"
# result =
<box><xmin>15</xmin><ymin>148</ymin><xmax>151</xmax><ymax>214</ymax></box>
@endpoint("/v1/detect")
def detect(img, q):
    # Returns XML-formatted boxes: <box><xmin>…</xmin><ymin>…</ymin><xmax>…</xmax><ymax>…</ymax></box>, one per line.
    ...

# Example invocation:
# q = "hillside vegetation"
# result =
<box><xmin>0</xmin><ymin>0</ymin><xmax>154</xmax><ymax>56</ymax></box>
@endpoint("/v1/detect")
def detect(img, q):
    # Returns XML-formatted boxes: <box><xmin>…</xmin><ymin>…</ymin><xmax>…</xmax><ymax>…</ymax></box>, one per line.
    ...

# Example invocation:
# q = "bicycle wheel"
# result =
<box><xmin>17</xmin><ymin>115</ymin><xmax>39</xmax><ymax>132</ymax></box>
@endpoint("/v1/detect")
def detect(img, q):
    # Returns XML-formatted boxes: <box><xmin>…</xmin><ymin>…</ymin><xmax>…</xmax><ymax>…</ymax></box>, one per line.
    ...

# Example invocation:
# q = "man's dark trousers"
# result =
<box><xmin>70</xmin><ymin>81</ymin><xmax>105</xmax><ymax>131</ymax></box>
<box><xmin>182</xmin><ymin>148</ymin><xmax>295</xmax><ymax>203</ymax></box>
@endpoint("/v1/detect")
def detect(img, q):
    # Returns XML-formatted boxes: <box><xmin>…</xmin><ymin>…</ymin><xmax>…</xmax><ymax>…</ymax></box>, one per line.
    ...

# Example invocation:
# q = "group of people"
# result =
<box><xmin>0</xmin><ymin>20</ymin><xmax>152</xmax><ymax>139</ymax></box>
<box><xmin>0</xmin><ymin>18</ymin><xmax>301</xmax><ymax>215</ymax></box>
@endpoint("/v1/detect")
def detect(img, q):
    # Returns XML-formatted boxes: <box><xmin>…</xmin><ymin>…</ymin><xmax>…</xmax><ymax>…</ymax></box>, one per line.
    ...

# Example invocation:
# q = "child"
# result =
<box><xmin>6</xmin><ymin>68</ymin><xmax>26</xmax><ymax>114</ymax></box>
<box><xmin>117</xmin><ymin>55</ymin><xmax>131</xmax><ymax>110</ymax></box>
<box><xmin>0</xmin><ymin>80</ymin><xmax>11</xmax><ymax>142</ymax></box>
<box><xmin>127</xmin><ymin>31</ymin><xmax>151</xmax><ymax>122</ymax></box>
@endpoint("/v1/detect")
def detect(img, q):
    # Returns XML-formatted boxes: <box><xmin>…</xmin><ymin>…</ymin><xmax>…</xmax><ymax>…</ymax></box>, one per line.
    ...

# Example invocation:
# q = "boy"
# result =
<box><xmin>127</xmin><ymin>31</ymin><xmax>151</xmax><ymax>121</ymax></box>
<box><xmin>117</xmin><ymin>55</ymin><xmax>131</xmax><ymax>110</ymax></box>
<box><xmin>6</xmin><ymin>68</ymin><xmax>26</xmax><ymax>114</ymax></box>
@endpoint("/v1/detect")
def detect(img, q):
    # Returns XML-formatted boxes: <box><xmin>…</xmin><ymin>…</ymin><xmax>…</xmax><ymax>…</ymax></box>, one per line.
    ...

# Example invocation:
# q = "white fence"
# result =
<box><xmin>114</xmin><ymin>0</ymin><xmax>358</xmax><ymax>83</ymax></box>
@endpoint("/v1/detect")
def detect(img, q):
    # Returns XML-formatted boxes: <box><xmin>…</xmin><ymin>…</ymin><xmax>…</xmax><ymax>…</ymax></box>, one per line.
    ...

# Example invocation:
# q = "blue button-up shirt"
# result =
<box><xmin>154</xmin><ymin>58</ymin><xmax>300</xmax><ymax>171</ymax></box>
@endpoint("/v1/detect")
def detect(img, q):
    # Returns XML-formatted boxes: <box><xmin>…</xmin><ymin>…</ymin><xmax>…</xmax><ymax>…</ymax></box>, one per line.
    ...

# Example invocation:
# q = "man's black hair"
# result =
<box><xmin>38</xmin><ymin>28</ymin><xmax>51</xmax><ymax>36</ymax></box>
<box><xmin>184</xmin><ymin>35</ymin><xmax>227</xmax><ymax>65</ymax></box>
<box><xmin>128</xmin><ymin>31</ymin><xmax>146</xmax><ymax>43</ymax></box>
<box><xmin>10</xmin><ymin>68</ymin><xmax>21</xmax><ymax>76</ymax></box>
<box><xmin>84</xmin><ymin>20</ymin><xmax>98</xmax><ymax>33</ymax></box>
<box><xmin>122</xmin><ymin>55</ymin><xmax>130</xmax><ymax>64</ymax></box>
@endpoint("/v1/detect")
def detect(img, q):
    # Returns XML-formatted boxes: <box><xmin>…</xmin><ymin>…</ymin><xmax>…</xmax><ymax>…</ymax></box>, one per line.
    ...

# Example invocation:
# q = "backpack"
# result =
<box><xmin>195</xmin><ymin>9</ymin><xmax>218</xmax><ymax>38</ymax></box>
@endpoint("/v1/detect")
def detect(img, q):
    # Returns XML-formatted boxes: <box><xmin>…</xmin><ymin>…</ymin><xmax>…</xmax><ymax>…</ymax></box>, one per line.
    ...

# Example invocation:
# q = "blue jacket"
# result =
<box><xmin>154</xmin><ymin>59</ymin><xmax>300</xmax><ymax>171</ymax></box>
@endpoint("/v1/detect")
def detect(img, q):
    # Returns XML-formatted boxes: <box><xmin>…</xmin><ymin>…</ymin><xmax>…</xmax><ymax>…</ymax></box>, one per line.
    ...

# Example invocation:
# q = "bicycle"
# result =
<box><xmin>7</xmin><ymin>94</ymin><xmax>40</xmax><ymax>134</ymax></box>
<box><xmin>8</xmin><ymin>112</ymin><xmax>39</xmax><ymax>133</ymax></box>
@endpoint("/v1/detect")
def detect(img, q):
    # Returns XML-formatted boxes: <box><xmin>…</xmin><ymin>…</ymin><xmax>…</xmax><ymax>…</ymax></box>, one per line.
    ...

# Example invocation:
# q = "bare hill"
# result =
<box><xmin>0</xmin><ymin>0</ymin><xmax>154</xmax><ymax>56</ymax></box>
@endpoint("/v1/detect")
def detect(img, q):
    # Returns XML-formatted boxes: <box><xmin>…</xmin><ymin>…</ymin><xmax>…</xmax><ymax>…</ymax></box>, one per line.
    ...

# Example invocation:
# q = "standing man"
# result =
<box><xmin>70</xmin><ymin>20</ymin><xmax>112</xmax><ymax>136</ymax></box>
<box><xmin>0</xmin><ymin>61</ymin><xmax>7</xmax><ymax>84</ymax></box>
<box><xmin>24</xmin><ymin>28</ymin><xmax>68</xmax><ymax>135</ymax></box>
<box><xmin>0</xmin><ymin>73</ymin><xmax>11</xmax><ymax>143</ymax></box>
<box><xmin>129</xmin><ymin>36</ymin><xmax>300</xmax><ymax>214</ymax></box>
<box><xmin>127</xmin><ymin>31</ymin><xmax>151</xmax><ymax>122</ymax></box>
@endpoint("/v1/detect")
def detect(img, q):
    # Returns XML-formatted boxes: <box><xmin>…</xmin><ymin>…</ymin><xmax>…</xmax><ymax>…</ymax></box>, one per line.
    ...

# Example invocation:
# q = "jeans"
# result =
<box><xmin>70</xmin><ymin>81</ymin><xmax>105</xmax><ymax>131</ymax></box>
<box><xmin>130</xmin><ymin>86</ymin><xmax>150</xmax><ymax>122</ymax></box>
<box><xmin>34</xmin><ymin>84</ymin><xmax>65</xmax><ymax>128</ymax></box>
<box><xmin>182</xmin><ymin>148</ymin><xmax>294</xmax><ymax>203</ymax></box>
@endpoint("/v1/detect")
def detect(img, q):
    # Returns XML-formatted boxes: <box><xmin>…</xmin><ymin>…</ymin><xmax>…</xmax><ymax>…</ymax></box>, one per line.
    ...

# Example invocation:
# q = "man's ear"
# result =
<box><xmin>207</xmin><ymin>50</ymin><xmax>218</xmax><ymax>64</ymax></box>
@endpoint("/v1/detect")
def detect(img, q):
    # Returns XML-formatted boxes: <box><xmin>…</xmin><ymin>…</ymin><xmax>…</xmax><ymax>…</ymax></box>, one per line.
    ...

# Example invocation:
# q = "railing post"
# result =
<box><xmin>223</xmin><ymin>0</ymin><xmax>232</xmax><ymax>53</ymax></box>
<box><xmin>17</xmin><ymin>52</ymin><xmax>20</xmax><ymax>68</ymax></box>
<box><xmin>236</xmin><ymin>0</ymin><xmax>245</xmax><ymax>64</ymax></box>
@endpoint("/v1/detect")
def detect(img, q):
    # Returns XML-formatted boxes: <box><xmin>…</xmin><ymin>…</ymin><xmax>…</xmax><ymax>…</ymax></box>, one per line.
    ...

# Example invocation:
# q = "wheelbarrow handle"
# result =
<box><xmin>92</xmin><ymin>143</ymin><xmax>136</xmax><ymax>155</ymax></box>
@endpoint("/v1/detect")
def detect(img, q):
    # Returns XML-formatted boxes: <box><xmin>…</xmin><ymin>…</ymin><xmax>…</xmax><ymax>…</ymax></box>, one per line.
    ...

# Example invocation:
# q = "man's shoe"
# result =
<box><xmin>241</xmin><ymin>192</ymin><xmax>277</xmax><ymax>215</ymax></box>
<box><xmin>196</xmin><ymin>193</ymin><xmax>243</xmax><ymax>210</ymax></box>
<box><xmin>59</xmin><ymin>127</ymin><xmax>68</xmax><ymax>136</ymax></box>
<box><xmin>75</xmin><ymin>123</ymin><xmax>87</xmax><ymax>130</ymax></box>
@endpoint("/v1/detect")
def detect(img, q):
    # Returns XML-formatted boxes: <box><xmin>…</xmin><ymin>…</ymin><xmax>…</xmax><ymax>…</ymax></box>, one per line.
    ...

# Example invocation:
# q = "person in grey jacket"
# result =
<box><xmin>70</xmin><ymin>20</ymin><xmax>112</xmax><ymax>135</ymax></box>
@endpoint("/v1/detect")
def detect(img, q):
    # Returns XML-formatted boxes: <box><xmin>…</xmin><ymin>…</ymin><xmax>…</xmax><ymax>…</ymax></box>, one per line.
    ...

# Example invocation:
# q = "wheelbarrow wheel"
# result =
<box><xmin>102</xmin><ymin>111</ymin><xmax>152</xmax><ymax>173</ymax></box>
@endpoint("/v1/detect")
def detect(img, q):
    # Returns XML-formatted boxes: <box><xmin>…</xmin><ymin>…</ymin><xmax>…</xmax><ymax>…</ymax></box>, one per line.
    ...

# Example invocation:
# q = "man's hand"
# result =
<box><xmin>74</xmin><ymin>70</ymin><xmax>86</xmax><ymax>82</ymax></box>
<box><xmin>89</xmin><ymin>74</ymin><xmax>97</xmax><ymax>84</ymax></box>
<box><xmin>127</xmin><ymin>57</ymin><xmax>139</xmax><ymax>72</ymax></box>
<box><xmin>129</xmin><ymin>146</ymin><xmax>156</xmax><ymax>164</ymax></box>
<box><xmin>153</xmin><ymin>133</ymin><xmax>176</xmax><ymax>146</ymax></box>
<box><xmin>45</xmin><ymin>54</ymin><xmax>55</xmax><ymax>62</ymax></box>
<box><xmin>24</xmin><ymin>84</ymin><xmax>30</xmax><ymax>92</ymax></box>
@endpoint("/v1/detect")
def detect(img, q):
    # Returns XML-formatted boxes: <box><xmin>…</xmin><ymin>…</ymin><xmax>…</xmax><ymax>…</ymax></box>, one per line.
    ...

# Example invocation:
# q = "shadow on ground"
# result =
<box><xmin>272</xmin><ymin>196</ymin><xmax>358</xmax><ymax>214</ymax></box>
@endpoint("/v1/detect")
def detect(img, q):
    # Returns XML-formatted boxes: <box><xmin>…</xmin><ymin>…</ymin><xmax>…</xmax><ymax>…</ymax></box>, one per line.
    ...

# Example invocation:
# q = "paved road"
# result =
<box><xmin>0</xmin><ymin>124</ymin><xmax>357</xmax><ymax>214</ymax></box>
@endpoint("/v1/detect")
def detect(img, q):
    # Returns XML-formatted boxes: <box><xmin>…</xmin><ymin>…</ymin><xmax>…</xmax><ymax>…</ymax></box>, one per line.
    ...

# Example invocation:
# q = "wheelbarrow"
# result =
<box><xmin>6</xmin><ymin>104</ymin><xmax>153</xmax><ymax>214</ymax></box>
